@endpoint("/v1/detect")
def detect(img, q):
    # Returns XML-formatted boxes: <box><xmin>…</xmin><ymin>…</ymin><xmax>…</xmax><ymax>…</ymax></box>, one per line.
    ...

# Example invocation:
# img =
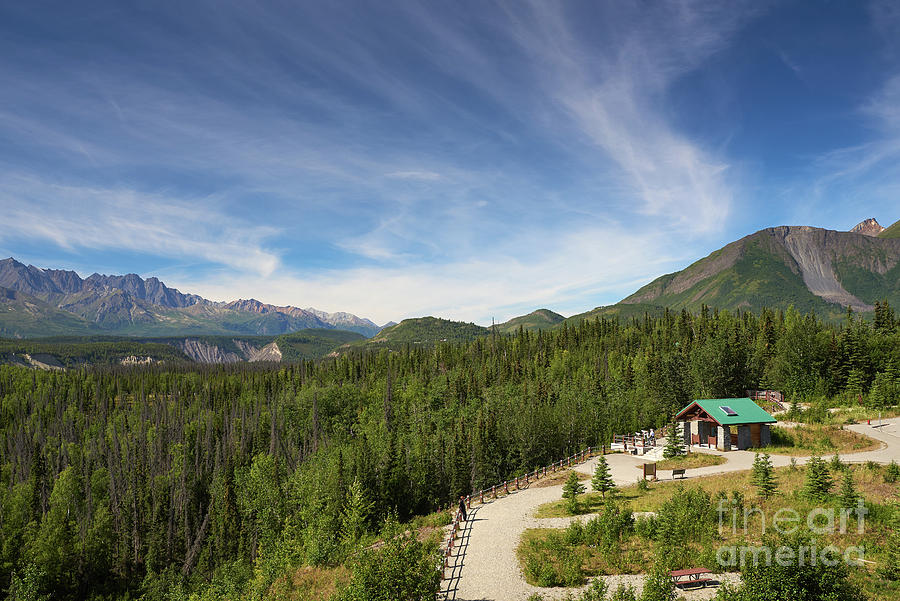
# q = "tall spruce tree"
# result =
<box><xmin>563</xmin><ymin>472</ymin><xmax>586</xmax><ymax>514</ymax></box>
<box><xmin>592</xmin><ymin>455</ymin><xmax>616</xmax><ymax>498</ymax></box>
<box><xmin>804</xmin><ymin>456</ymin><xmax>833</xmax><ymax>500</ymax></box>
<box><xmin>663</xmin><ymin>420</ymin><xmax>686</xmax><ymax>459</ymax></box>
<box><xmin>838</xmin><ymin>471</ymin><xmax>858</xmax><ymax>508</ymax></box>
<box><xmin>751</xmin><ymin>453</ymin><xmax>777</xmax><ymax>499</ymax></box>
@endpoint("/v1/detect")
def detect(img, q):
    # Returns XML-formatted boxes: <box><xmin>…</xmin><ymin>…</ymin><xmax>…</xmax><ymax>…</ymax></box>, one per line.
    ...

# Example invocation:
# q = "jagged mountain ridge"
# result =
<box><xmin>0</xmin><ymin>257</ymin><xmax>385</xmax><ymax>338</ymax></box>
<box><xmin>850</xmin><ymin>218</ymin><xmax>885</xmax><ymax>237</ymax></box>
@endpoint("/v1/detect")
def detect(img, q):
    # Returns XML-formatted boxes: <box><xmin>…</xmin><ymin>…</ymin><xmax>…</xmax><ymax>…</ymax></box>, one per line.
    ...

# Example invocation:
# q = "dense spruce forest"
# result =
<box><xmin>1</xmin><ymin>303</ymin><xmax>898</xmax><ymax>600</ymax></box>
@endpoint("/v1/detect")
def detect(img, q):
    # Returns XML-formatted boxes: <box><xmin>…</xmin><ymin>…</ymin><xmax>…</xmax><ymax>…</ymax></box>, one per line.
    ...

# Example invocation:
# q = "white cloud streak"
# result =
<box><xmin>176</xmin><ymin>225</ymin><xmax>686</xmax><ymax>325</ymax></box>
<box><xmin>0</xmin><ymin>2</ymin><xmax>765</xmax><ymax>322</ymax></box>
<box><xmin>0</xmin><ymin>176</ymin><xmax>281</xmax><ymax>276</ymax></box>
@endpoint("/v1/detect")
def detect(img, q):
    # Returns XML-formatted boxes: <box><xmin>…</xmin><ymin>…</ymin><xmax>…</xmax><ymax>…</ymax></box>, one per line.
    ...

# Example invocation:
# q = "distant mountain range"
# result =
<box><xmin>2</xmin><ymin>217</ymin><xmax>898</xmax><ymax>347</ymax></box>
<box><xmin>0</xmin><ymin>257</ymin><xmax>386</xmax><ymax>338</ymax></box>
<box><xmin>372</xmin><ymin>217</ymin><xmax>900</xmax><ymax>347</ymax></box>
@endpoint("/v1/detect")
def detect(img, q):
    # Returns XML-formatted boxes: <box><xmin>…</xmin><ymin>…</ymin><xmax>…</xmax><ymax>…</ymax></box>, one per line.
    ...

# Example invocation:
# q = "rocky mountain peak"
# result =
<box><xmin>850</xmin><ymin>218</ymin><xmax>885</xmax><ymax>237</ymax></box>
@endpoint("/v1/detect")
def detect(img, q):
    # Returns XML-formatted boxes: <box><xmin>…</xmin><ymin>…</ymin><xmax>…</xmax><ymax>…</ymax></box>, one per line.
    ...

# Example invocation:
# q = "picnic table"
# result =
<box><xmin>670</xmin><ymin>567</ymin><xmax>713</xmax><ymax>589</ymax></box>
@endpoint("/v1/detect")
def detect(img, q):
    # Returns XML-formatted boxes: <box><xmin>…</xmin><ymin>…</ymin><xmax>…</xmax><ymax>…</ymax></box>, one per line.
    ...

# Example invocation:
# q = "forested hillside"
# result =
<box><xmin>1</xmin><ymin>303</ymin><xmax>898</xmax><ymax>600</ymax></box>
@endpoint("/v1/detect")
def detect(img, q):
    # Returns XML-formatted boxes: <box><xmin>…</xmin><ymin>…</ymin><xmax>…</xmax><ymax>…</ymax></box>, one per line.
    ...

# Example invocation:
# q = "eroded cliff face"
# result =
<box><xmin>620</xmin><ymin>224</ymin><xmax>900</xmax><ymax>313</ymax></box>
<box><xmin>176</xmin><ymin>339</ymin><xmax>282</xmax><ymax>363</ymax></box>
<box><xmin>233</xmin><ymin>340</ymin><xmax>282</xmax><ymax>362</ymax></box>
<box><xmin>775</xmin><ymin>227</ymin><xmax>874</xmax><ymax>311</ymax></box>
<box><xmin>176</xmin><ymin>339</ymin><xmax>244</xmax><ymax>363</ymax></box>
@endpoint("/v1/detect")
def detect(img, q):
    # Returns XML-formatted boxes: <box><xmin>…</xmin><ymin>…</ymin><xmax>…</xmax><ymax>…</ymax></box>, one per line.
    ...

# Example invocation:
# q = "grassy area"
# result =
<box><xmin>532</xmin><ymin>469</ymin><xmax>589</xmax><ymax>489</ymax></box>
<box><xmin>824</xmin><ymin>406</ymin><xmax>900</xmax><ymax>425</ymax></box>
<box><xmin>518</xmin><ymin>528</ymin><xmax>652</xmax><ymax>586</ymax></box>
<box><xmin>265</xmin><ymin>565</ymin><xmax>350</xmax><ymax>600</ymax></box>
<box><xmin>534</xmin><ymin>489</ymin><xmax>618</xmax><ymax>518</ymax></box>
<box><xmin>655</xmin><ymin>453</ymin><xmax>726</xmax><ymax>470</ymax></box>
<box><xmin>767</xmin><ymin>424</ymin><xmax>880</xmax><ymax>456</ymax></box>
<box><xmin>521</xmin><ymin>462</ymin><xmax>900</xmax><ymax>599</ymax></box>
<box><xmin>621</xmin><ymin>463</ymin><xmax>899</xmax><ymax>511</ymax></box>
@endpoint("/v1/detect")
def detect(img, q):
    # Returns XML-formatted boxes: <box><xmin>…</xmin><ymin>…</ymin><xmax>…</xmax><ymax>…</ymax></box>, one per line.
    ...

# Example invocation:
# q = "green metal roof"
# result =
<box><xmin>676</xmin><ymin>398</ymin><xmax>777</xmax><ymax>426</ymax></box>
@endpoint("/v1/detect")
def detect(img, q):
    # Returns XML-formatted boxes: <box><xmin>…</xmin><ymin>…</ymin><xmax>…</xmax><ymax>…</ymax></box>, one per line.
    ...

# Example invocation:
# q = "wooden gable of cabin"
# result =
<box><xmin>676</xmin><ymin>402</ymin><xmax>721</xmax><ymax>425</ymax></box>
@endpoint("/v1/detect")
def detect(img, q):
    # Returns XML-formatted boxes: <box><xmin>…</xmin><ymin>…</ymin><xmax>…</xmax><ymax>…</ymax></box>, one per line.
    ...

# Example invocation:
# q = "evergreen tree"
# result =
<box><xmin>838</xmin><ymin>471</ymin><xmax>858</xmax><ymax>508</ymax></box>
<box><xmin>878</xmin><ymin>505</ymin><xmax>900</xmax><ymax>581</ymax></box>
<box><xmin>662</xmin><ymin>420</ymin><xmax>686</xmax><ymax>459</ymax></box>
<box><xmin>885</xmin><ymin>460</ymin><xmax>900</xmax><ymax>483</ymax></box>
<box><xmin>340</xmin><ymin>479</ymin><xmax>374</xmax><ymax>548</ymax></box>
<box><xmin>804</xmin><ymin>456</ymin><xmax>832</xmax><ymax>500</ymax></box>
<box><xmin>591</xmin><ymin>455</ymin><xmax>616</xmax><ymax>498</ymax></box>
<box><xmin>750</xmin><ymin>453</ymin><xmax>777</xmax><ymax>499</ymax></box>
<box><xmin>830</xmin><ymin>453</ymin><xmax>845</xmax><ymax>472</ymax></box>
<box><xmin>562</xmin><ymin>472</ymin><xmax>586</xmax><ymax>514</ymax></box>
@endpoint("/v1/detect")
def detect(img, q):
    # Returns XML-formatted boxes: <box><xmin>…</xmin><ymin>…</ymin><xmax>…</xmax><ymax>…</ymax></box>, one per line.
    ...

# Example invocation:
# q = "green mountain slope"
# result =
<box><xmin>616</xmin><ymin>226</ymin><xmax>900</xmax><ymax>319</ymax></box>
<box><xmin>564</xmin><ymin>302</ymin><xmax>668</xmax><ymax>326</ymax></box>
<box><xmin>370</xmin><ymin>317</ymin><xmax>489</xmax><ymax>345</ymax></box>
<box><xmin>0</xmin><ymin>287</ymin><xmax>99</xmax><ymax>337</ymax></box>
<box><xmin>275</xmin><ymin>329</ymin><xmax>365</xmax><ymax>361</ymax></box>
<box><xmin>880</xmin><ymin>219</ymin><xmax>900</xmax><ymax>239</ymax></box>
<box><xmin>496</xmin><ymin>309</ymin><xmax>565</xmax><ymax>333</ymax></box>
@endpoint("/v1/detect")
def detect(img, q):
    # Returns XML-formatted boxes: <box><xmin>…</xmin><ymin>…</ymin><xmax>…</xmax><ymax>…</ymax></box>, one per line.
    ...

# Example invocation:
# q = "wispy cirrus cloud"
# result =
<box><xmin>176</xmin><ymin>223</ymin><xmax>686</xmax><ymax>325</ymax></box>
<box><xmin>0</xmin><ymin>176</ymin><xmax>281</xmax><ymax>276</ymax></box>
<box><xmin>0</xmin><ymin>1</ymin><xmax>771</xmax><ymax>322</ymax></box>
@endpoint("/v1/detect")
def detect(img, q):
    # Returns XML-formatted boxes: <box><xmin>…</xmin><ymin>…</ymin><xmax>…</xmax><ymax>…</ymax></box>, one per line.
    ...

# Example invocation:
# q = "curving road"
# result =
<box><xmin>441</xmin><ymin>418</ymin><xmax>900</xmax><ymax>601</ymax></box>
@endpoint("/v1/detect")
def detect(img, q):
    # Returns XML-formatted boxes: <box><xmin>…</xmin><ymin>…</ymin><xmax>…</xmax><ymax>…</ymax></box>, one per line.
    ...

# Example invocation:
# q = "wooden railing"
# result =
<box><xmin>440</xmin><ymin>446</ymin><xmax>596</xmax><ymax>578</ymax></box>
<box><xmin>747</xmin><ymin>389</ymin><xmax>785</xmax><ymax>411</ymax></box>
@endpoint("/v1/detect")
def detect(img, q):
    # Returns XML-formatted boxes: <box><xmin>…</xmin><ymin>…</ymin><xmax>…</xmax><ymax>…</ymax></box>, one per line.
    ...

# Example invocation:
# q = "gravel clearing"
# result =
<box><xmin>441</xmin><ymin>419</ymin><xmax>900</xmax><ymax>601</ymax></box>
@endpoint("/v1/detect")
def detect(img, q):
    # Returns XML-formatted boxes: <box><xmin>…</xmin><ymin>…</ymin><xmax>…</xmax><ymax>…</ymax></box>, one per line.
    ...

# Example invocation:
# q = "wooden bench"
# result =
<box><xmin>672</xmin><ymin>468</ymin><xmax>686</xmax><ymax>479</ymax></box>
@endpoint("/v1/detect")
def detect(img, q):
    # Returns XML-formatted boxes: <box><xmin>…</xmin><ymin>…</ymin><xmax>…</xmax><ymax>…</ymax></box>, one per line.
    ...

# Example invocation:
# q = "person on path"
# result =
<box><xmin>458</xmin><ymin>496</ymin><xmax>468</xmax><ymax>521</ymax></box>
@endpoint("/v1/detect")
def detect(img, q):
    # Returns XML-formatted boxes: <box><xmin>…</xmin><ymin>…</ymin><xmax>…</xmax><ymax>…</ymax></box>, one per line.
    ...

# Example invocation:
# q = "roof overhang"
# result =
<box><xmin>675</xmin><ymin>401</ymin><xmax>723</xmax><ymax>426</ymax></box>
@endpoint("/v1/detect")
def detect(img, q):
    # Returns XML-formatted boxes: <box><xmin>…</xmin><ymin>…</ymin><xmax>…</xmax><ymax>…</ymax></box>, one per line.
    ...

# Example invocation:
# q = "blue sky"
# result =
<box><xmin>0</xmin><ymin>1</ymin><xmax>898</xmax><ymax>325</ymax></box>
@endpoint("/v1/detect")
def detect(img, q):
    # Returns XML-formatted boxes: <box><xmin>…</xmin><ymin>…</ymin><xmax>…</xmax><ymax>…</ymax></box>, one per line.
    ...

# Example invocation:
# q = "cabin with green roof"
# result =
<box><xmin>674</xmin><ymin>398</ymin><xmax>777</xmax><ymax>451</ymax></box>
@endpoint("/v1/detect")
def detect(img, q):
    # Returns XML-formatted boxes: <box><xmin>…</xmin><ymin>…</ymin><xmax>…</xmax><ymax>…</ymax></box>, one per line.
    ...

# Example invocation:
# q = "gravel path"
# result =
<box><xmin>442</xmin><ymin>418</ymin><xmax>900</xmax><ymax>601</ymax></box>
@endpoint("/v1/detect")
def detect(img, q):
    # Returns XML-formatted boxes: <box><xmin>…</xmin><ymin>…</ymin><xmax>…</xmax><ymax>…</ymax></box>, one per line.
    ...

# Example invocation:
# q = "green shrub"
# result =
<box><xmin>575</xmin><ymin>578</ymin><xmax>609</xmax><ymax>601</ymax></box>
<box><xmin>718</xmin><ymin>531</ymin><xmax>865</xmax><ymax>601</ymax></box>
<box><xmin>640</xmin><ymin>561</ymin><xmax>676</xmax><ymax>601</ymax></box>
<box><xmin>583</xmin><ymin>501</ymin><xmax>634</xmax><ymax>550</ymax></box>
<box><xmin>876</xmin><ymin>504</ymin><xmax>900</xmax><ymax>581</ymax></box>
<box><xmin>634</xmin><ymin>514</ymin><xmax>657</xmax><ymax>540</ymax></box>
<box><xmin>885</xmin><ymin>460</ymin><xmax>900</xmax><ymax>483</ymax></box>
<box><xmin>565</xmin><ymin>520</ymin><xmax>585</xmax><ymax>545</ymax></box>
<box><xmin>609</xmin><ymin>584</ymin><xmax>638</xmax><ymax>601</ymax></box>
<box><xmin>655</xmin><ymin>488</ymin><xmax>716</xmax><ymax>553</ymax></box>
<box><xmin>336</xmin><ymin>531</ymin><xmax>439</xmax><ymax>601</ymax></box>
<box><xmin>561</xmin><ymin>551</ymin><xmax>586</xmax><ymax>586</ymax></box>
